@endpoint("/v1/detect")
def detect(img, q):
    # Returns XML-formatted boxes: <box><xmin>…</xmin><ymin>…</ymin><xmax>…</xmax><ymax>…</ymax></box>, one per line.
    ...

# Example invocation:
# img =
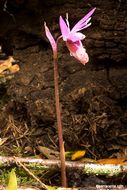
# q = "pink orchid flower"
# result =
<box><xmin>59</xmin><ymin>8</ymin><xmax>96</xmax><ymax>65</ymax></box>
<box><xmin>44</xmin><ymin>22</ymin><xmax>57</xmax><ymax>59</ymax></box>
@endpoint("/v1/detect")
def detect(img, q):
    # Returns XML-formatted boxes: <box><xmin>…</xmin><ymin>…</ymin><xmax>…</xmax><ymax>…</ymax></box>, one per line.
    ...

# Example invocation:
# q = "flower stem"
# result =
<box><xmin>53</xmin><ymin>55</ymin><xmax>67</xmax><ymax>187</ymax></box>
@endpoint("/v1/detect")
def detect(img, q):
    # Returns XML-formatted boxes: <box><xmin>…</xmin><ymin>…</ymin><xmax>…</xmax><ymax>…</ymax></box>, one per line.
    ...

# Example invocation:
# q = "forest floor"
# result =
<box><xmin>0</xmin><ymin>1</ymin><xmax>127</xmax><ymax>188</ymax></box>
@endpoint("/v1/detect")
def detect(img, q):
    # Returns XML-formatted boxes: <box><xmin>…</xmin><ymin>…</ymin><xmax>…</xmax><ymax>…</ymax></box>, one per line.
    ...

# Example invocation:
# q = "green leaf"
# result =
<box><xmin>7</xmin><ymin>169</ymin><xmax>17</xmax><ymax>190</ymax></box>
<box><xmin>46</xmin><ymin>185</ymin><xmax>57</xmax><ymax>190</ymax></box>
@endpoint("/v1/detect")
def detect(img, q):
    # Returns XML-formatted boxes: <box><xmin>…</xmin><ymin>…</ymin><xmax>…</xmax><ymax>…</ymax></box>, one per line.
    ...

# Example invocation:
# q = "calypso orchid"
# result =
<box><xmin>44</xmin><ymin>9</ymin><xmax>96</xmax><ymax>186</ymax></box>
<box><xmin>59</xmin><ymin>8</ymin><xmax>96</xmax><ymax>65</ymax></box>
<box><xmin>44</xmin><ymin>22</ymin><xmax>67</xmax><ymax>187</ymax></box>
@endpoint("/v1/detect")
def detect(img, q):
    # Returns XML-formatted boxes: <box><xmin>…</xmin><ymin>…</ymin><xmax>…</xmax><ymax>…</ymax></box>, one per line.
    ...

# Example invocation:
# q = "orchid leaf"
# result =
<box><xmin>7</xmin><ymin>169</ymin><xmax>17</xmax><ymax>190</ymax></box>
<box><xmin>46</xmin><ymin>185</ymin><xmax>57</xmax><ymax>190</ymax></box>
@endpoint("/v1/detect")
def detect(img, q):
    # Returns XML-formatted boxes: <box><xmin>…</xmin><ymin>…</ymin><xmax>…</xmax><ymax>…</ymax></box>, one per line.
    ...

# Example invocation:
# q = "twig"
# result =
<box><xmin>0</xmin><ymin>156</ymin><xmax>126</xmax><ymax>176</ymax></box>
<box><xmin>17</xmin><ymin>161</ymin><xmax>47</xmax><ymax>190</ymax></box>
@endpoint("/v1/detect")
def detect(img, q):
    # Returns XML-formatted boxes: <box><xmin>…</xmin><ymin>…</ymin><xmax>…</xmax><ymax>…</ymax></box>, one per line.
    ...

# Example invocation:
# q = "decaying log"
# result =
<box><xmin>0</xmin><ymin>156</ymin><xmax>127</xmax><ymax>176</ymax></box>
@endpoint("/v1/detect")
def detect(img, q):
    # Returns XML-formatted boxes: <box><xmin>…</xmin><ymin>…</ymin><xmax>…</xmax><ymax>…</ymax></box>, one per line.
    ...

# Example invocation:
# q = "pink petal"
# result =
<box><xmin>68</xmin><ymin>32</ymin><xmax>85</xmax><ymax>42</ymax></box>
<box><xmin>75</xmin><ymin>22</ymin><xmax>91</xmax><ymax>31</ymax></box>
<box><xmin>44</xmin><ymin>22</ymin><xmax>57</xmax><ymax>53</ymax></box>
<box><xmin>66</xmin><ymin>40</ymin><xmax>89</xmax><ymax>65</ymax></box>
<box><xmin>71</xmin><ymin>8</ymin><xmax>96</xmax><ymax>33</ymax></box>
<box><xmin>59</xmin><ymin>16</ymin><xmax>70</xmax><ymax>41</ymax></box>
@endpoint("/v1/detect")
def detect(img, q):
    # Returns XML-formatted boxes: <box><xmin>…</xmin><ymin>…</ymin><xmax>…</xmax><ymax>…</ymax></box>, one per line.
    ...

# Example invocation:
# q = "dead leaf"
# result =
<box><xmin>108</xmin><ymin>145</ymin><xmax>127</xmax><ymax>158</ymax></box>
<box><xmin>0</xmin><ymin>56</ymin><xmax>14</xmax><ymax>73</ymax></box>
<box><xmin>71</xmin><ymin>150</ymin><xmax>86</xmax><ymax>160</ymax></box>
<box><xmin>37</xmin><ymin>146</ymin><xmax>59</xmax><ymax>159</ymax></box>
<box><xmin>9</xmin><ymin>64</ymin><xmax>20</xmax><ymax>73</ymax></box>
<box><xmin>0</xmin><ymin>56</ymin><xmax>19</xmax><ymax>76</ymax></box>
<box><xmin>80</xmin><ymin>158</ymin><xmax>97</xmax><ymax>163</ymax></box>
<box><xmin>97</xmin><ymin>158</ymin><xmax>127</xmax><ymax>164</ymax></box>
<box><xmin>66</xmin><ymin>150</ymin><xmax>86</xmax><ymax>161</ymax></box>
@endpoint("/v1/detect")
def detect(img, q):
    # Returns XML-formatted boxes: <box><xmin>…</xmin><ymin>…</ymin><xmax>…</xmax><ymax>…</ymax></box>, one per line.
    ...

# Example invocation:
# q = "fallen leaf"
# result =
<box><xmin>66</xmin><ymin>150</ymin><xmax>86</xmax><ymax>161</ymax></box>
<box><xmin>80</xmin><ymin>158</ymin><xmax>97</xmax><ymax>163</ymax></box>
<box><xmin>71</xmin><ymin>150</ymin><xmax>86</xmax><ymax>160</ymax></box>
<box><xmin>9</xmin><ymin>64</ymin><xmax>20</xmax><ymax>73</ymax></box>
<box><xmin>0</xmin><ymin>56</ymin><xmax>14</xmax><ymax>73</ymax></box>
<box><xmin>0</xmin><ymin>56</ymin><xmax>19</xmax><ymax>75</ymax></box>
<box><xmin>97</xmin><ymin>158</ymin><xmax>127</xmax><ymax>164</ymax></box>
<box><xmin>37</xmin><ymin>146</ymin><xmax>59</xmax><ymax>159</ymax></box>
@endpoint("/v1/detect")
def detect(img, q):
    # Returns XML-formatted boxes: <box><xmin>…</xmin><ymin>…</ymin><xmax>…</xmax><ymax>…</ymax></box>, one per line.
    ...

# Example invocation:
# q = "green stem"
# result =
<box><xmin>53</xmin><ymin>54</ymin><xmax>67</xmax><ymax>187</ymax></box>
